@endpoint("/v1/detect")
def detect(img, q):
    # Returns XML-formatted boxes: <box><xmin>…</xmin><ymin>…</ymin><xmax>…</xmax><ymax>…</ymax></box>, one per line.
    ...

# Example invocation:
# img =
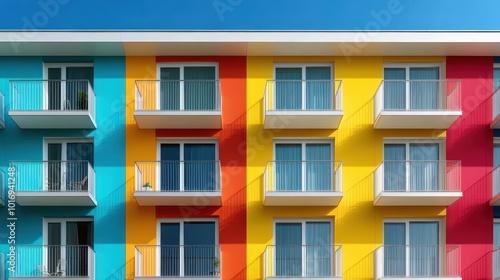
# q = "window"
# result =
<box><xmin>495</xmin><ymin>219</ymin><xmax>500</xmax><ymax>249</ymax></box>
<box><xmin>274</xmin><ymin>219</ymin><xmax>333</xmax><ymax>277</ymax></box>
<box><xmin>383</xmin><ymin>63</ymin><xmax>442</xmax><ymax>110</ymax></box>
<box><xmin>44</xmin><ymin>139</ymin><xmax>94</xmax><ymax>191</ymax></box>
<box><xmin>158</xmin><ymin>140</ymin><xmax>218</xmax><ymax>191</ymax></box>
<box><xmin>43</xmin><ymin>63</ymin><xmax>93</xmax><ymax>110</ymax></box>
<box><xmin>159</xmin><ymin>219</ymin><xmax>218</xmax><ymax>277</ymax></box>
<box><xmin>274</xmin><ymin>63</ymin><xmax>334</xmax><ymax>110</ymax></box>
<box><xmin>494</xmin><ymin>140</ymin><xmax>500</xmax><ymax>168</ymax></box>
<box><xmin>44</xmin><ymin>218</ymin><xmax>93</xmax><ymax>276</ymax></box>
<box><xmin>274</xmin><ymin>140</ymin><xmax>333</xmax><ymax>191</ymax></box>
<box><xmin>383</xmin><ymin>219</ymin><xmax>442</xmax><ymax>277</ymax></box>
<box><xmin>157</xmin><ymin>63</ymin><xmax>218</xmax><ymax>110</ymax></box>
<box><xmin>494</xmin><ymin>64</ymin><xmax>500</xmax><ymax>91</ymax></box>
<box><xmin>383</xmin><ymin>139</ymin><xmax>443</xmax><ymax>191</ymax></box>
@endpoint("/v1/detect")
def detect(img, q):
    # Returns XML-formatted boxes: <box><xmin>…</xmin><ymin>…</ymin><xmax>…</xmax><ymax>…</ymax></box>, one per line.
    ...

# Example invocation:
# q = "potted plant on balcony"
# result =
<box><xmin>212</xmin><ymin>257</ymin><xmax>220</xmax><ymax>276</ymax></box>
<box><xmin>142</xmin><ymin>182</ymin><xmax>152</xmax><ymax>191</ymax></box>
<box><xmin>77</xmin><ymin>90</ymin><xmax>88</xmax><ymax>110</ymax></box>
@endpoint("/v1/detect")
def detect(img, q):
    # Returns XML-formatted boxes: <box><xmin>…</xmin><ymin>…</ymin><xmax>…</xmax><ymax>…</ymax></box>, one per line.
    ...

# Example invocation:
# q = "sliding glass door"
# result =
<box><xmin>47</xmin><ymin>65</ymin><xmax>93</xmax><ymax>110</ymax></box>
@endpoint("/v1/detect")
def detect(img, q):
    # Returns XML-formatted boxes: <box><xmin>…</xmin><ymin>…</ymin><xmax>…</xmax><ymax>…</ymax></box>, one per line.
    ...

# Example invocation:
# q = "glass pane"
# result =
<box><xmin>276</xmin><ymin>68</ymin><xmax>302</xmax><ymax>110</ymax></box>
<box><xmin>48</xmin><ymin>68</ymin><xmax>62</xmax><ymax>110</ymax></box>
<box><xmin>409</xmin><ymin>144</ymin><xmax>439</xmax><ymax>191</ymax></box>
<box><xmin>305</xmin><ymin>144</ymin><xmax>331</xmax><ymax>191</ymax></box>
<box><xmin>305</xmin><ymin>67</ymin><xmax>331</xmax><ymax>110</ymax></box>
<box><xmin>47</xmin><ymin>223</ymin><xmax>61</xmax><ymax>275</ymax></box>
<box><xmin>409</xmin><ymin>67</ymin><xmax>439</xmax><ymax>110</ymax></box>
<box><xmin>184</xmin><ymin>144</ymin><xmax>216</xmax><ymax>191</ymax></box>
<box><xmin>305</xmin><ymin>222</ymin><xmax>331</xmax><ymax>277</ymax></box>
<box><xmin>384</xmin><ymin>223</ymin><xmax>406</xmax><ymax>276</ymax></box>
<box><xmin>161</xmin><ymin>223</ymin><xmax>181</xmax><ymax>276</ymax></box>
<box><xmin>276</xmin><ymin>223</ymin><xmax>302</xmax><ymax>277</ymax></box>
<box><xmin>160</xmin><ymin>144</ymin><xmax>180</xmax><ymax>191</ymax></box>
<box><xmin>66</xmin><ymin>221</ymin><xmax>93</xmax><ymax>277</ymax></box>
<box><xmin>384</xmin><ymin>68</ymin><xmax>406</xmax><ymax>110</ymax></box>
<box><xmin>184</xmin><ymin>222</ymin><xmax>216</xmax><ymax>276</ymax></box>
<box><xmin>48</xmin><ymin>144</ymin><xmax>62</xmax><ymax>191</ymax></box>
<box><xmin>494</xmin><ymin>222</ymin><xmax>500</xmax><ymax>249</ymax></box>
<box><xmin>275</xmin><ymin>144</ymin><xmax>302</xmax><ymax>191</ymax></box>
<box><xmin>66</xmin><ymin>67</ymin><xmax>93</xmax><ymax>110</ymax></box>
<box><xmin>160</xmin><ymin>68</ymin><xmax>181</xmax><ymax>110</ymax></box>
<box><xmin>494</xmin><ymin>144</ymin><xmax>500</xmax><ymax>168</ymax></box>
<box><xmin>67</xmin><ymin>143</ymin><xmax>93</xmax><ymax>191</ymax></box>
<box><xmin>384</xmin><ymin>144</ymin><xmax>406</xmax><ymax>191</ymax></box>
<box><xmin>494</xmin><ymin>68</ymin><xmax>500</xmax><ymax>92</ymax></box>
<box><xmin>409</xmin><ymin>222</ymin><xmax>439</xmax><ymax>276</ymax></box>
<box><xmin>184</xmin><ymin>67</ymin><xmax>216</xmax><ymax>110</ymax></box>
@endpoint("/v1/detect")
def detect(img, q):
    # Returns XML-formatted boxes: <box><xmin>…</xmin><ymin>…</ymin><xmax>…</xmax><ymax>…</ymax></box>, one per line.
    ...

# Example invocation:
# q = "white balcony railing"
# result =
<box><xmin>493</xmin><ymin>248</ymin><xmax>500</xmax><ymax>280</ymax></box>
<box><xmin>135</xmin><ymin>245</ymin><xmax>221</xmax><ymax>278</ymax></box>
<box><xmin>10</xmin><ymin>245</ymin><xmax>94</xmax><ymax>279</ymax></box>
<box><xmin>11</xmin><ymin>160</ymin><xmax>95</xmax><ymax>195</ymax></box>
<box><xmin>0</xmin><ymin>250</ymin><xmax>4</xmax><ymax>280</ymax></box>
<box><xmin>0</xmin><ymin>90</ymin><xmax>4</xmax><ymax>128</ymax></box>
<box><xmin>374</xmin><ymin>160</ymin><xmax>461</xmax><ymax>193</ymax></box>
<box><xmin>135</xmin><ymin>161</ymin><xmax>221</xmax><ymax>192</ymax></box>
<box><xmin>264</xmin><ymin>245</ymin><xmax>342</xmax><ymax>279</ymax></box>
<box><xmin>11</xmin><ymin>80</ymin><xmax>95</xmax><ymax>114</ymax></box>
<box><xmin>264</xmin><ymin>80</ymin><xmax>342</xmax><ymax>112</ymax></box>
<box><xmin>265</xmin><ymin>161</ymin><xmax>342</xmax><ymax>193</ymax></box>
<box><xmin>492</xmin><ymin>86</ymin><xmax>500</xmax><ymax>128</ymax></box>
<box><xmin>135</xmin><ymin>80</ymin><xmax>221</xmax><ymax>111</ymax></box>
<box><xmin>374</xmin><ymin>245</ymin><xmax>461</xmax><ymax>279</ymax></box>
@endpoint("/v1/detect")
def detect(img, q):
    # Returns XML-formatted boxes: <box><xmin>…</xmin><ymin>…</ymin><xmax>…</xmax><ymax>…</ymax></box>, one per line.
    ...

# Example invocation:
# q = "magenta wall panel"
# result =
<box><xmin>446</xmin><ymin>56</ymin><xmax>494</xmax><ymax>279</ymax></box>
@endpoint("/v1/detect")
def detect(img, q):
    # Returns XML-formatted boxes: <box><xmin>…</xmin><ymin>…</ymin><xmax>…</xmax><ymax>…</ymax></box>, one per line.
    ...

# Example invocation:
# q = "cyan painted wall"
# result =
<box><xmin>0</xmin><ymin>56</ymin><xmax>126</xmax><ymax>279</ymax></box>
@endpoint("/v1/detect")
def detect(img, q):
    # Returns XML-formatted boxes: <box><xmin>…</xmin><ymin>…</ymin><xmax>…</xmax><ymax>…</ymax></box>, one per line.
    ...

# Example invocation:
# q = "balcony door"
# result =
<box><xmin>384</xmin><ymin>65</ymin><xmax>440</xmax><ymax>110</ymax></box>
<box><xmin>275</xmin><ymin>141</ymin><xmax>332</xmax><ymax>191</ymax></box>
<box><xmin>46</xmin><ymin>219</ymin><xmax>93</xmax><ymax>277</ymax></box>
<box><xmin>159</xmin><ymin>65</ymin><xmax>217</xmax><ymax>111</ymax></box>
<box><xmin>45</xmin><ymin>64</ymin><xmax>93</xmax><ymax>110</ymax></box>
<box><xmin>275</xmin><ymin>65</ymin><xmax>332</xmax><ymax>110</ymax></box>
<box><xmin>275</xmin><ymin>220</ymin><xmax>332</xmax><ymax>277</ymax></box>
<box><xmin>384</xmin><ymin>142</ymin><xmax>440</xmax><ymax>191</ymax></box>
<box><xmin>160</xmin><ymin>220</ymin><xmax>217</xmax><ymax>277</ymax></box>
<box><xmin>46</xmin><ymin>140</ymin><xmax>94</xmax><ymax>191</ymax></box>
<box><xmin>384</xmin><ymin>221</ymin><xmax>440</xmax><ymax>277</ymax></box>
<box><xmin>160</xmin><ymin>142</ymin><xmax>216</xmax><ymax>191</ymax></box>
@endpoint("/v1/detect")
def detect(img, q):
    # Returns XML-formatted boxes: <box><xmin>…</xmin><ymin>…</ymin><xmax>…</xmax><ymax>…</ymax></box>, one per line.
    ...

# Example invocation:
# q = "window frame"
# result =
<box><xmin>494</xmin><ymin>218</ymin><xmax>500</xmax><ymax>249</ymax></box>
<box><xmin>156</xmin><ymin>138</ymin><xmax>219</xmax><ymax>191</ymax></box>
<box><xmin>493</xmin><ymin>63</ymin><xmax>500</xmax><ymax>91</ymax></box>
<box><xmin>156</xmin><ymin>218</ymin><xmax>219</xmax><ymax>277</ymax></box>
<box><xmin>156</xmin><ymin>62</ymin><xmax>219</xmax><ymax>111</ymax></box>
<box><xmin>273</xmin><ymin>63</ymin><xmax>334</xmax><ymax>110</ymax></box>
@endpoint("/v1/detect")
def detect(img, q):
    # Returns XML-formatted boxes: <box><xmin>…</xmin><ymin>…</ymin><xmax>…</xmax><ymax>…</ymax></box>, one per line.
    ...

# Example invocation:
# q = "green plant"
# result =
<box><xmin>143</xmin><ymin>182</ymin><xmax>151</xmax><ymax>190</ymax></box>
<box><xmin>77</xmin><ymin>90</ymin><xmax>88</xmax><ymax>110</ymax></box>
<box><xmin>213</xmin><ymin>257</ymin><xmax>220</xmax><ymax>269</ymax></box>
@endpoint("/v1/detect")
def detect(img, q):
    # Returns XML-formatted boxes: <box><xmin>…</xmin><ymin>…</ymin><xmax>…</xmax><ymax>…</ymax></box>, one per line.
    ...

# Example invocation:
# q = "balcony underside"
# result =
<box><xmin>16</xmin><ymin>192</ymin><xmax>97</xmax><ymax>206</ymax></box>
<box><xmin>0</xmin><ymin>119</ymin><xmax>4</xmax><ymax>129</ymax></box>
<box><xmin>264</xmin><ymin>111</ymin><xmax>343</xmax><ymax>129</ymax></box>
<box><xmin>491</xmin><ymin>193</ymin><xmax>500</xmax><ymax>206</ymax></box>
<box><xmin>374</xmin><ymin>111</ymin><xmax>461</xmax><ymax>129</ymax></box>
<box><xmin>134</xmin><ymin>191</ymin><xmax>222</xmax><ymax>206</ymax></box>
<box><xmin>134</xmin><ymin>111</ymin><xmax>222</xmax><ymax>129</ymax></box>
<box><xmin>0</xmin><ymin>198</ymin><xmax>4</xmax><ymax>206</ymax></box>
<box><xmin>374</xmin><ymin>192</ymin><xmax>462</xmax><ymax>206</ymax></box>
<box><xmin>9</xmin><ymin>111</ymin><xmax>96</xmax><ymax>129</ymax></box>
<box><xmin>264</xmin><ymin>191</ymin><xmax>343</xmax><ymax>206</ymax></box>
<box><xmin>492</xmin><ymin>114</ymin><xmax>500</xmax><ymax>129</ymax></box>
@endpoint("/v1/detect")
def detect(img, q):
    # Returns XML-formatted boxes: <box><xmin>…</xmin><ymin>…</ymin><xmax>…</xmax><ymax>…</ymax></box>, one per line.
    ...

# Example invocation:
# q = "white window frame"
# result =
<box><xmin>383</xmin><ymin>138</ymin><xmax>444</xmax><ymax>191</ymax></box>
<box><xmin>42</xmin><ymin>138</ymin><xmax>93</xmax><ymax>191</ymax></box>
<box><xmin>493</xmin><ymin>63</ymin><xmax>500</xmax><ymax>91</ymax></box>
<box><xmin>156</xmin><ymin>218</ymin><xmax>219</xmax><ymax>277</ymax></box>
<box><xmin>273</xmin><ymin>63</ymin><xmax>334</xmax><ymax>110</ymax></box>
<box><xmin>273</xmin><ymin>218</ymin><xmax>334</xmax><ymax>277</ymax></box>
<box><xmin>42</xmin><ymin>63</ymin><xmax>94</xmax><ymax>110</ymax></box>
<box><xmin>382</xmin><ymin>218</ymin><xmax>444</xmax><ymax>277</ymax></box>
<box><xmin>383</xmin><ymin>63</ymin><xmax>444</xmax><ymax>110</ymax></box>
<box><xmin>156</xmin><ymin>63</ymin><xmax>219</xmax><ymax>110</ymax></box>
<box><xmin>156</xmin><ymin>138</ymin><xmax>219</xmax><ymax>191</ymax></box>
<box><xmin>42</xmin><ymin>217</ymin><xmax>93</xmax><ymax>276</ymax></box>
<box><xmin>273</xmin><ymin>139</ymin><xmax>334</xmax><ymax>191</ymax></box>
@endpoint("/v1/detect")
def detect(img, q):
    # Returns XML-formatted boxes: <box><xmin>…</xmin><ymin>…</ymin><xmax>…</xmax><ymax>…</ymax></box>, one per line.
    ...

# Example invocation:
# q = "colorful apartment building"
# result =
<box><xmin>0</xmin><ymin>1</ymin><xmax>500</xmax><ymax>280</ymax></box>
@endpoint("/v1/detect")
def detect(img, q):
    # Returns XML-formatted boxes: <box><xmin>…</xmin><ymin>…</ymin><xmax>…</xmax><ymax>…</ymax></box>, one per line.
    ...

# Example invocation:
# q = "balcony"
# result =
<box><xmin>493</xmin><ymin>248</ymin><xmax>500</xmax><ymax>280</ymax></box>
<box><xmin>492</xmin><ymin>87</ymin><xmax>500</xmax><ymax>128</ymax></box>
<box><xmin>264</xmin><ymin>161</ymin><xmax>342</xmax><ymax>206</ymax></box>
<box><xmin>10</xmin><ymin>245</ymin><xmax>95</xmax><ymax>280</ymax></box>
<box><xmin>134</xmin><ymin>161</ymin><xmax>221</xmax><ymax>206</ymax></box>
<box><xmin>374</xmin><ymin>245</ymin><xmax>461</xmax><ymax>280</ymax></box>
<box><xmin>9</xmin><ymin>80</ymin><xmax>96</xmax><ymax>129</ymax></box>
<box><xmin>264</xmin><ymin>245</ymin><xmax>342</xmax><ymax>280</ymax></box>
<box><xmin>373</xmin><ymin>161</ymin><xmax>462</xmax><ymax>206</ymax></box>
<box><xmin>373</xmin><ymin>80</ymin><xmax>461</xmax><ymax>129</ymax></box>
<box><xmin>491</xmin><ymin>166</ymin><xmax>500</xmax><ymax>206</ymax></box>
<box><xmin>0</xmin><ymin>170</ymin><xmax>4</xmax><ymax>207</ymax></box>
<box><xmin>263</xmin><ymin>80</ymin><xmax>343</xmax><ymax>129</ymax></box>
<box><xmin>134</xmin><ymin>80</ymin><xmax>222</xmax><ymax>129</ymax></box>
<box><xmin>11</xmin><ymin>161</ymin><xmax>96</xmax><ymax>206</ymax></box>
<box><xmin>0</xmin><ymin>90</ymin><xmax>5</xmax><ymax>129</ymax></box>
<box><xmin>135</xmin><ymin>245</ymin><xmax>221</xmax><ymax>280</ymax></box>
